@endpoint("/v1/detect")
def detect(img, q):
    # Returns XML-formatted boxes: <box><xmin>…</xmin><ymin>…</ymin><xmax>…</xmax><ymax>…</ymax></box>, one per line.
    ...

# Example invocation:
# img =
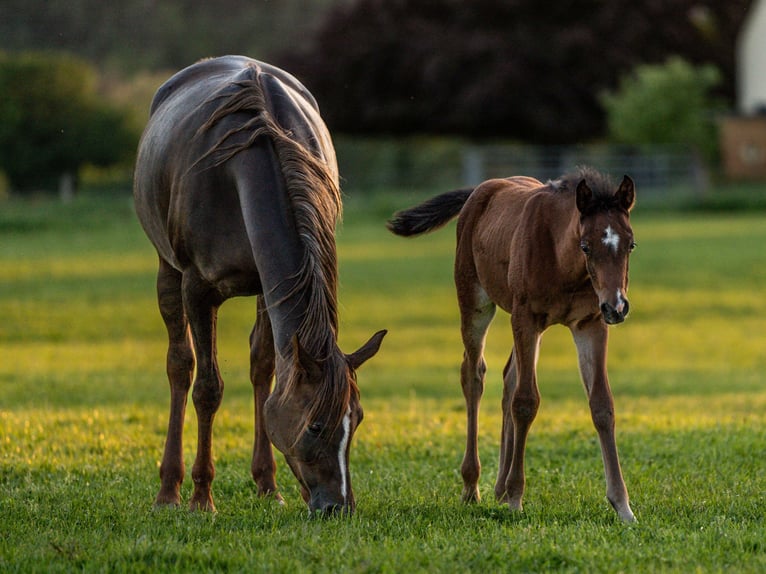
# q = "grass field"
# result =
<box><xmin>1</xmin><ymin>190</ymin><xmax>765</xmax><ymax>572</ymax></box>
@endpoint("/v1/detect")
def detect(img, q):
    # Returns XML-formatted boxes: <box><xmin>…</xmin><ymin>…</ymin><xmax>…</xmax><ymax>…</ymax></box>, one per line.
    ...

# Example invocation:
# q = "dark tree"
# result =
<box><xmin>278</xmin><ymin>0</ymin><xmax>751</xmax><ymax>142</ymax></box>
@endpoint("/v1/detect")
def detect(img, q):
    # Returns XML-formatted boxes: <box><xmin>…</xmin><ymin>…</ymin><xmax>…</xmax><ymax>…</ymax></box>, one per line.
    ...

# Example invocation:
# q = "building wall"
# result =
<box><xmin>738</xmin><ymin>0</ymin><xmax>766</xmax><ymax>114</ymax></box>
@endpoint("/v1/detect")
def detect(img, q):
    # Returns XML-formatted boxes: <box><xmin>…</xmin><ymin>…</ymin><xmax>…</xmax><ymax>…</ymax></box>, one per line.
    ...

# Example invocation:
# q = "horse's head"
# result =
<box><xmin>576</xmin><ymin>175</ymin><xmax>636</xmax><ymax>325</ymax></box>
<box><xmin>264</xmin><ymin>330</ymin><xmax>386</xmax><ymax>516</ymax></box>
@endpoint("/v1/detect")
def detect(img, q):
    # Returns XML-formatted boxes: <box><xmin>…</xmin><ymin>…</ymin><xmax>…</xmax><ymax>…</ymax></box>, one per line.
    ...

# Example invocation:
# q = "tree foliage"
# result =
<box><xmin>278</xmin><ymin>0</ymin><xmax>750</xmax><ymax>142</ymax></box>
<box><xmin>0</xmin><ymin>0</ymin><xmax>343</xmax><ymax>72</ymax></box>
<box><xmin>601</xmin><ymin>57</ymin><xmax>722</xmax><ymax>160</ymax></box>
<box><xmin>0</xmin><ymin>52</ymin><xmax>137</xmax><ymax>192</ymax></box>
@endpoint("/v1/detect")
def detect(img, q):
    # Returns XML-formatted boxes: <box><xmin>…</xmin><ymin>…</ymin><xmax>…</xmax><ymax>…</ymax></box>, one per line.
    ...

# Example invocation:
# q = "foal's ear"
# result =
<box><xmin>347</xmin><ymin>329</ymin><xmax>387</xmax><ymax>370</ymax></box>
<box><xmin>617</xmin><ymin>175</ymin><xmax>635</xmax><ymax>212</ymax></box>
<box><xmin>575</xmin><ymin>179</ymin><xmax>593</xmax><ymax>214</ymax></box>
<box><xmin>292</xmin><ymin>334</ymin><xmax>323</xmax><ymax>381</ymax></box>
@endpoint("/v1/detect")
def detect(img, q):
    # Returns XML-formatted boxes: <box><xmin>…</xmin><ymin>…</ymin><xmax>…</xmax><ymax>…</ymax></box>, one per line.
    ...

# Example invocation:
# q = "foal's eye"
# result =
<box><xmin>580</xmin><ymin>242</ymin><xmax>591</xmax><ymax>255</ymax></box>
<box><xmin>629</xmin><ymin>241</ymin><xmax>637</xmax><ymax>252</ymax></box>
<box><xmin>307</xmin><ymin>422</ymin><xmax>323</xmax><ymax>436</ymax></box>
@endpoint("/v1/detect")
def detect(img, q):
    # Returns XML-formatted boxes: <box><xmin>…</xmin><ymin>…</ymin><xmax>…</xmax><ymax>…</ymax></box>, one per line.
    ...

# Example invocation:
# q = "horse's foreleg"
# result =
<box><xmin>183</xmin><ymin>268</ymin><xmax>224</xmax><ymax>512</ymax></box>
<box><xmin>495</xmin><ymin>347</ymin><xmax>516</xmax><ymax>502</ymax></box>
<box><xmin>155</xmin><ymin>259</ymin><xmax>195</xmax><ymax>507</ymax></box>
<box><xmin>571</xmin><ymin>321</ymin><xmax>635</xmax><ymax>523</ymax></box>
<box><xmin>504</xmin><ymin>318</ymin><xmax>542</xmax><ymax>512</ymax></box>
<box><xmin>457</xmin><ymin>287</ymin><xmax>495</xmax><ymax>503</ymax></box>
<box><xmin>249</xmin><ymin>296</ymin><xmax>282</xmax><ymax>502</ymax></box>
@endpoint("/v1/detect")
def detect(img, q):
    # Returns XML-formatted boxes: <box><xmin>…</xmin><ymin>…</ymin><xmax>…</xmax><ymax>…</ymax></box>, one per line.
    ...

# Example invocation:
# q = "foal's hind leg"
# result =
<box><xmin>155</xmin><ymin>259</ymin><xmax>195</xmax><ymax>507</ymax></box>
<box><xmin>457</xmin><ymin>285</ymin><xmax>496</xmax><ymax>503</ymax></box>
<box><xmin>182</xmin><ymin>268</ymin><xmax>225</xmax><ymax>512</ymax></box>
<box><xmin>495</xmin><ymin>347</ymin><xmax>516</xmax><ymax>502</ymax></box>
<box><xmin>571</xmin><ymin>319</ymin><xmax>635</xmax><ymax>523</ymax></box>
<box><xmin>249</xmin><ymin>295</ymin><xmax>282</xmax><ymax>502</ymax></box>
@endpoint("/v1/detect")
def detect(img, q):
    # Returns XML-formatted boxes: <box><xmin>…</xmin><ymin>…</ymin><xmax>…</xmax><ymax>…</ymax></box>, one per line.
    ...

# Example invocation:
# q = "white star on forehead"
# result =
<box><xmin>602</xmin><ymin>225</ymin><xmax>620</xmax><ymax>252</ymax></box>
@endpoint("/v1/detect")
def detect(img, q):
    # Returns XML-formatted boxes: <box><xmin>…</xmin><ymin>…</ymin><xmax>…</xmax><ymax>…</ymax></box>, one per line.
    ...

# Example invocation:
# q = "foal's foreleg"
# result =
<box><xmin>183</xmin><ymin>268</ymin><xmax>225</xmax><ymax>512</ymax></box>
<box><xmin>457</xmin><ymin>292</ymin><xmax>495</xmax><ymax>503</ymax></box>
<box><xmin>155</xmin><ymin>259</ymin><xmax>195</xmax><ymax>507</ymax></box>
<box><xmin>249</xmin><ymin>296</ymin><xmax>282</xmax><ymax>502</ymax></box>
<box><xmin>504</xmin><ymin>319</ymin><xmax>542</xmax><ymax>512</ymax></box>
<box><xmin>572</xmin><ymin>321</ymin><xmax>635</xmax><ymax>523</ymax></box>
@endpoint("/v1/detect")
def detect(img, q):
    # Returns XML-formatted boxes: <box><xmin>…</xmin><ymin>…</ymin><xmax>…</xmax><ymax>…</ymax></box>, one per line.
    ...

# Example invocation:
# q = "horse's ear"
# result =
<box><xmin>617</xmin><ymin>175</ymin><xmax>635</xmax><ymax>212</ymax></box>
<box><xmin>292</xmin><ymin>334</ymin><xmax>323</xmax><ymax>381</ymax></box>
<box><xmin>575</xmin><ymin>179</ymin><xmax>593</xmax><ymax>214</ymax></box>
<box><xmin>347</xmin><ymin>329</ymin><xmax>387</xmax><ymax>371</ymax></box>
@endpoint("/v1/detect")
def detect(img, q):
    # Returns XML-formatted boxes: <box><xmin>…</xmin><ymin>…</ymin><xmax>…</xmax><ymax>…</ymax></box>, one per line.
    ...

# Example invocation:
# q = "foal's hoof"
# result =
<box><xmin>153</xmin><ymin>490</ymin><xmax>182</xmax><ymax>508</ymax></box>
<box><xmin>189</xmin><ymin>494</ymin><xmax>216</xmax><ymax>513</ymax></box>
<box><xmin>461</xmin><ymin>486</ymin><xmax>481</xmax><ymax>504</ymax></box>
<box><xmin>608</xmin><ymin>497</ymin><xmax>636</xmax><ymax>523</ymax></box>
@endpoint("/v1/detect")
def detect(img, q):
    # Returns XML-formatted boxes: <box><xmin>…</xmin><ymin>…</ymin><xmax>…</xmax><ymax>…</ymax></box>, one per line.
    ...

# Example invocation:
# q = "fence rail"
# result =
<box><xmin>335</xmin><ymin>137</ymin><xmax>707</xmax><ymax>195</ymax></box>
<box><xmin>461</xmin><ymin>144</ymin><xmax>706</xmax><ymax>193</ymax></box>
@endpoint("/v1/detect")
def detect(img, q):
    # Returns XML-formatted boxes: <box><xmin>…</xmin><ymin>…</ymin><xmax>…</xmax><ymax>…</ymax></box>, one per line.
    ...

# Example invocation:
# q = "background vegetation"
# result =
<box><xmin>1</xmin><ymin>191</ymin><xmax>765</xmax><ymax>572</ymax></box>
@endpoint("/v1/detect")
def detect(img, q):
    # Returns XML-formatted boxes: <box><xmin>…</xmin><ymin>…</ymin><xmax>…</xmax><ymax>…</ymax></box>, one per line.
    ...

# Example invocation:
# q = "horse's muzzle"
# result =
<box><xmin>600</xmin><ymin>299</ymin><xmax>629</xmax><ymax>324</ymax></box>
<box><xmin>309</xmin><ymin>501</ymin><xmax>353</xmax><ymax>518</ymax></box>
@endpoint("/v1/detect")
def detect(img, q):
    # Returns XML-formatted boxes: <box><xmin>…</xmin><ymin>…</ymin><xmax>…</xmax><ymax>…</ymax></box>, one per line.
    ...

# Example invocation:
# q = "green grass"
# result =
<box><xmin>1</xmin><ymin>191</ymin><xmax>765</xmax><ymax>572</ymax></box>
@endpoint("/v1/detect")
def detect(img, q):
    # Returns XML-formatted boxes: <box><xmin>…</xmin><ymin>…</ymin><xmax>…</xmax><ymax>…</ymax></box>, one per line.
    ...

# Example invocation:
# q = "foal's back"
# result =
<box><xmin>456</xmin><ymin>176</ymin><xmax>588</xmax><ymax>321</ymax></box>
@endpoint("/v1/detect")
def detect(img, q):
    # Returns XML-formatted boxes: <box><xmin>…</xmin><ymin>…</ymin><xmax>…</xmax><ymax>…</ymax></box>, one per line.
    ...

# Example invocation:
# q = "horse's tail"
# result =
<box><xmin>387</xmin><ymin>187</ymin><xmax>473</xmax><ymax>237</ymax></box>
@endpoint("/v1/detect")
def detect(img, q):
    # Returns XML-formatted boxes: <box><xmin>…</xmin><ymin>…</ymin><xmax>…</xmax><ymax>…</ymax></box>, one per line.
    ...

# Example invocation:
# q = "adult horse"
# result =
<box><xmin>134</xmin><ymin>56</ymin><xmax>386</xmax><ymax>516</ymax></box>
<box><xmin>388</xmin><ymin>167</ymin><xmax>636</xmax><ymax>522</ymax></box>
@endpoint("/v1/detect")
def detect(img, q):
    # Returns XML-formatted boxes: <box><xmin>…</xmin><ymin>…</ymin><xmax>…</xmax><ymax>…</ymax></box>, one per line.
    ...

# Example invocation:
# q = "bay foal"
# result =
<box><xmin>388</xmin><ymin>168</ymin><xmax>636</xmax><ymax>522</ymax></box>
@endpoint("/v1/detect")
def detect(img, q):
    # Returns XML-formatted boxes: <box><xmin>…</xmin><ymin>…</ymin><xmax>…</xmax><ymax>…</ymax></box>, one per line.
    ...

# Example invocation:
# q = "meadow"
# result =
<box><xmin>1</xmin><ymin>189</ymin><xmax>765</xmax><ymax>572</ymax></box>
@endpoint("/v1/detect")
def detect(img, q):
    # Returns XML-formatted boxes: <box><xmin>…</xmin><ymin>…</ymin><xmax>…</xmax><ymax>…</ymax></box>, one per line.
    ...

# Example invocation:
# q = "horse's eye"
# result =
<box><xmin>629</xmin><ymin>241</ymin><xmax>637</xmax><ymax>252</ymax></box>
<box><xmin>307</xmin><ymin>422</ymin><xmax>323</xmax><ymax>436</ymax></box>
<box><xmin>580</xmin><ymin>242</ymin><xmax>591</xmax><ymax>255</ymax></box>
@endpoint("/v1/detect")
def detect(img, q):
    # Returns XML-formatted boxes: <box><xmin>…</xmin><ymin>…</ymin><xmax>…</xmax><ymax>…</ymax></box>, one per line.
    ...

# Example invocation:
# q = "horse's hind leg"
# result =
<box><xmin>249</xmin><ymin>295</ymin><xmax>282</xmax><ymax>502</ymax></box>
<box><xmin>571</xmin><ymin>319</ymin><xmax>635</xmax><ymax>523</ymax></box>
<box><xmin>495</xmin><ymin>346</ymin><xmax>516</xmax><ymax>502</ymax></box>
<box><xmin>155</xmin><ymin>258</ymin><xmax>195</xmax><ymax>507</ymax></box>
<box><xmin>457</xmin><ymin>284</ymin><xmax>496</xmax><ymax>503</ymax></box>
<box><xmin>182</xmin><ymin>267</ymin><xmax>225</xmax><ymax>512</ymax></box>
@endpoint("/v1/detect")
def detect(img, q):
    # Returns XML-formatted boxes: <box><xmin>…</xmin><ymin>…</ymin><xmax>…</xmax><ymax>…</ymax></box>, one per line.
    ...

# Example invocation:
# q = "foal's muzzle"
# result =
<box><xmin>600</xmin><ymin>299</ymin><xmax>630</xmax><ymax>324</ymax></box>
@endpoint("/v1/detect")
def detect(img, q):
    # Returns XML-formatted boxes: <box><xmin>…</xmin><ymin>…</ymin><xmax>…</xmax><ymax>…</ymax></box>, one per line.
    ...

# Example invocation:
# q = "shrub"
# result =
<box><xmin>600</xmin><ymin>57</ymin><xmax>722</xmax><ymax>161</ymax></box>
<box><xmin>0</xmin><ymin>51</ymin><xmax>138</xmax><ymax>194</ymax></box>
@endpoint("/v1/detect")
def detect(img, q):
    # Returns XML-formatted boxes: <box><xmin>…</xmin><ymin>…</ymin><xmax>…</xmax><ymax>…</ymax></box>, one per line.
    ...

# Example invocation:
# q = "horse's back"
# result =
<box><xmin>134</xmin><ymin>56</ymin><xmax>335</xmax><ymax>277</ymax></box>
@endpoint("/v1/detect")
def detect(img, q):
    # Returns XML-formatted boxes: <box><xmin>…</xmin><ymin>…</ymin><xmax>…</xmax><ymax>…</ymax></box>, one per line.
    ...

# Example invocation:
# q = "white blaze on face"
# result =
<box><xmin>602</xmin><ymin>225</ymin><xmax>620</xmax><ymax>253</ymax></box>
<box><xmin>338</xmin><ymin>406</ymin><xmax>352</xmax><ymax>499</ymax></box>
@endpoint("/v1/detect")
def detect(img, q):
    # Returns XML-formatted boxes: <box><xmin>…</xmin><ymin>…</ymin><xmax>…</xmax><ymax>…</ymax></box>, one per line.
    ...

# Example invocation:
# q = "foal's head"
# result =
<box><xmin>264</xmin><ymin>330</ymin><xmax>386</xmax><ymax>516</ymax></box>
<box><xmin>575</xmin><ymin>175</ymin><xmax>636</xmax><ymax>324</ymax></box>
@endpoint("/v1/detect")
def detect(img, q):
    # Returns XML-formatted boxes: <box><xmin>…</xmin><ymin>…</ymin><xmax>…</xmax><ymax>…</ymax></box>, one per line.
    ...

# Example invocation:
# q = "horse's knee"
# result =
<box><xmin>167</xmin><ymin>345</ymin><xmax>194</xmax><ymax>383</ymax></box>
<box><xmin>512</xmin><ymin>393</ymin><xmax>539</xmax><ymax>424</ymax></box>
<box><xmin>192</xmin><ymin>376</ymin><xmax>223</xmax><ymax>412</ymax></box>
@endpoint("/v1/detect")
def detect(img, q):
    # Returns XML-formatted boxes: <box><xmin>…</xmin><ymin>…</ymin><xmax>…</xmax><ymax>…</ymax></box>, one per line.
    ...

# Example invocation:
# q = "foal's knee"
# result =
<box><xmin>590</xmin><ymin>403</ymin><xmax>615</xmax><ymax>433</ymax></box>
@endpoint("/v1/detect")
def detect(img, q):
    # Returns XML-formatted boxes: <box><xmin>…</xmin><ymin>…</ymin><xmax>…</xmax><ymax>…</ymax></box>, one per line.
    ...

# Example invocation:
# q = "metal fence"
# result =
<box><xmin>461</xmin><ymin>144</ymin><xmax>706</xmax><ymax>193</ymax></box>
<box><xmin>335</xmin><ymin>137</ymin><xmax>707</xmax><ymax>195</ymax></box>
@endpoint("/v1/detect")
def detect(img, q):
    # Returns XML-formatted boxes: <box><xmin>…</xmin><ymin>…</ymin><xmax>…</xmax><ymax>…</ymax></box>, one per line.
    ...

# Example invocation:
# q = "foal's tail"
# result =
<box><xmin>386</xmin><ymin>187</ymin><xmax>473</xmax><ymax>237</ymax></box>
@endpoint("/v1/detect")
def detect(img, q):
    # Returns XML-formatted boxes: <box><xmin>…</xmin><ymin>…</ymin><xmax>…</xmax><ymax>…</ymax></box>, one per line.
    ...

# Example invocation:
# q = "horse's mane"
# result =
<box><xmin>547</xmin><ymin>166</ymin><xmax>616</xmax><ymax>199</ymax></box>
<box><xmin>192</xmin><ymin>64</ymin><xmax>350</xmax><ymax>431</ymax></box>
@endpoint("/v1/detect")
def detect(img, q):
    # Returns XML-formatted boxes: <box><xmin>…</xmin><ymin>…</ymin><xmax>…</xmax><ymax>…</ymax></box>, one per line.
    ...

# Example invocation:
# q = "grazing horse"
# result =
<box><xmin>133</xmin><ymin>56</ymin><xmax>386</xmax><ymax>516</ymax></box>
<box><xmin>388</xmin><ymin>167</ymin><xmax>636</xmax><ymax>522</ymax></box>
